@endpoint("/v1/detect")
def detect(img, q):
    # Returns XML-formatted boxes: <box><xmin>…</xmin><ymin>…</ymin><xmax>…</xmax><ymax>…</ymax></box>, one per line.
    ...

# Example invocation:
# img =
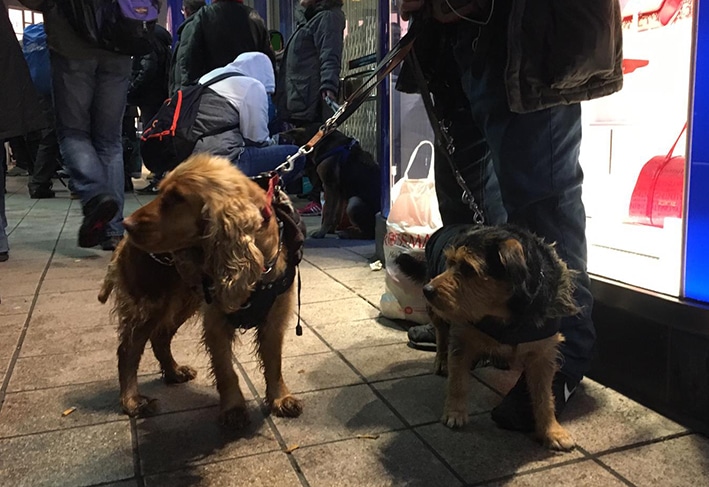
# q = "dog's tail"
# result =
<box><xmin>97</xmin><ymin>263</ymin><xmax>116</xmax><ymax>304</ymax></box>
<box><xmin>394</xmin><ymin>252</ymin><xmax>428</xmax><ymax>284</ymax></box>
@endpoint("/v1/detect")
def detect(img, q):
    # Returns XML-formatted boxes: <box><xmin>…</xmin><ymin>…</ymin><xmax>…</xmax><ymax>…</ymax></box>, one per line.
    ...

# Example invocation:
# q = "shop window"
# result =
<box><xmin>580</xmin><ymin>0</ymin><xmax>693</xmax><ymax>296</ymax></box>
<box><xmin>7</xmin><ymin>7</ymin><xmax>43</xmax><ymax>41</ymax></box>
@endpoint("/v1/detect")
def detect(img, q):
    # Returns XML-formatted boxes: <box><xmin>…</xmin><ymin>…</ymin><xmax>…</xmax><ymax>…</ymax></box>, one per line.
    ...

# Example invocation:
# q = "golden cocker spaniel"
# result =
<box><xmin>99</xmin><ymin>154</ymin><xmax>303</xmax><ymax>428</ymax></box>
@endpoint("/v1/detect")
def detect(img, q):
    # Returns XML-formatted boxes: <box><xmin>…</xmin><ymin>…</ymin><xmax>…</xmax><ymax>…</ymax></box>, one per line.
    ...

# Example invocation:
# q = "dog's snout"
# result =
<box><xmin>422</xmin><ymin>284</ymin><xmax>437</xmax><ymax>300</ymax></box>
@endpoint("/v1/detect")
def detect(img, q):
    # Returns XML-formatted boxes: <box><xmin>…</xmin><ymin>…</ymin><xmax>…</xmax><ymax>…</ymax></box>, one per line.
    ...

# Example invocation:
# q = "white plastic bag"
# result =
<box><xmin>380</xmin><ymin>140</ymin><xmax>441</xmax><ymax>324</ymax></box>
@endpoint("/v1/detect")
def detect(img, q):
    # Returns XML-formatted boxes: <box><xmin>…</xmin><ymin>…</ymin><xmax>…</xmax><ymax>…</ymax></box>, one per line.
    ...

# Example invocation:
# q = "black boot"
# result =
<box><xmin>78</xmin><ymin>194</ymin><xmax>119</xmax><ymax>248</ymax></box>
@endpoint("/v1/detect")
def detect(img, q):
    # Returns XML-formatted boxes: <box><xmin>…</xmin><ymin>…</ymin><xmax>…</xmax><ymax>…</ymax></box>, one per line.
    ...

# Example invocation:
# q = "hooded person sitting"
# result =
<box><xmin>191</xmin><ymin>51</ymin><xmax>304</xmax><ymax>183</ymax></box>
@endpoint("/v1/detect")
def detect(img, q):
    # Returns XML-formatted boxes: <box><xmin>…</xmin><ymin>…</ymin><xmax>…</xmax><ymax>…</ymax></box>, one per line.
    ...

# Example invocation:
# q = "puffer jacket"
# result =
<box><xmin>173</xmin><ymin>0</ymin><xmax>275</xmax><ymax>90</ymax></box>
<box><xmin>127</xmin><ymin>25</ymin><xmax>172</xmax><ymax>107</ymax></box>
<box><xmin>274</xmin><ymin>0</ymin><xmax>345</xmax><ymax>123</ymax></box>
<box><xmin>398</xmin><ymin>0</ymin><xmax>623</xmax><ymax>114</ymax></box>
<box><xmin>1</xmin><ymin>0</ymin><xmax>47</xmax><ymax>139</ymax></box>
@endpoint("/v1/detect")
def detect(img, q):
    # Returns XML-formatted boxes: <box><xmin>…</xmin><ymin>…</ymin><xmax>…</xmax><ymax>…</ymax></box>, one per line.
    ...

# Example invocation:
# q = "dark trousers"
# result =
<box><xmin>432</xmin><ymin>21</ymin><xmax>595</xmax><ymax>382</ymax></box>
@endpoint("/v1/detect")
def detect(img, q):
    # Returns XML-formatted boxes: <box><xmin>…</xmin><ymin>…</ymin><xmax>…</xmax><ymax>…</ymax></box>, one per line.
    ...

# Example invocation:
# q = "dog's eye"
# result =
<box><xmin>161</xmin><ymin>190</ymin><xmax>185</xmax><ymax>208</ymax></box>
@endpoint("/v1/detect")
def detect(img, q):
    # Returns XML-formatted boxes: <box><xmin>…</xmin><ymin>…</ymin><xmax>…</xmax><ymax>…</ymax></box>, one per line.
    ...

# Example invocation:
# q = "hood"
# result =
<box><xmin>304</xmin><ymin>0</ymin><xmax>343</xmax><ymax>20</ymax></box>
<box><xmin>226</xmin><ymin>52</ymin><xmax>275</xmax><ymax>94</ymax></box>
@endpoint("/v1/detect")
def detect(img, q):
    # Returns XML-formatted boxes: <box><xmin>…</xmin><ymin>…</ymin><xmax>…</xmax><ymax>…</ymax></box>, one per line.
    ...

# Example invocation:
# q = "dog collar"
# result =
<box><xmin>472</xmin><ymin>316</ymin><xmax>560</xmax><ymax>345</ymax></box>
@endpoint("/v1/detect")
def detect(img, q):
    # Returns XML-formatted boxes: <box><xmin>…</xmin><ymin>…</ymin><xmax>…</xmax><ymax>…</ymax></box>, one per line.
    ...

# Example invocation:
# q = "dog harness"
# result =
<box><xmin>201</xmin><ymin>172</ymin><xmax>306</xmax><ymax>335</ymax></box>
<box><xmin>426</xmin><ymin>225</ymin><xmax>560</xmax><ymax>345</ymax></box>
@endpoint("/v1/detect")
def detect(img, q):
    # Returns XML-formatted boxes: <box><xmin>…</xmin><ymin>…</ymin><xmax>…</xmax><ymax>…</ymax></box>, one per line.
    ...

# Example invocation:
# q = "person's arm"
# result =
<box><xmin>176</xmin><ymin>15</ymin><xmax>205</xmax><ymax>88</ymax></box>
<box><xmin>240</xmin><ymin>82</ymin><xmax>272</xmax><ymax>146</ymax></box>
<box><xmin>312</xmin><ymin>10</ymin><xmax>345</xmax><ymax>99</ymax></box>
<box><xmin>248</xmin><ymin>10</ymin><xmax>277</xmax><ymax>69</ymax></box>
<box><xmin>128</xmin><ymin>52</ymin><xmax>158</xmax><ymax>98</ymax></box>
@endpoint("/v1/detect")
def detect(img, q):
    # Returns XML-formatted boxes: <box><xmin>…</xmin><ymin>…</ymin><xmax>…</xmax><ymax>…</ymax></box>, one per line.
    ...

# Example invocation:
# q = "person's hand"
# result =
<box><xmin>399</xmin><ymin>0</ymin><xmax>425</xmax><ymax>21</ymax></box>
<box><xmin>321</xmin><ymin>89</ymin><xmax>336</xmax><ymax>101</ymax></box>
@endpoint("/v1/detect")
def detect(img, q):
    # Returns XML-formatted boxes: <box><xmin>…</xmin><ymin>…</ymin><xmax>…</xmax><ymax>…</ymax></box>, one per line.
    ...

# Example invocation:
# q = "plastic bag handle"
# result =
<box><xmin>402</xmin><ymin>140</ymin><xmax>435</xmax><ymax>180</ymax></box>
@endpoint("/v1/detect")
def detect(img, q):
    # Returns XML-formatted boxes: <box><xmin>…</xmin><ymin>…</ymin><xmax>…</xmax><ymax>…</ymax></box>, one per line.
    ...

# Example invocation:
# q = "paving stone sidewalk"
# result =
<box><xmin>1</xmin><ymin>175</ymin><xmax>708</xmax><ymax>487</ymax></box>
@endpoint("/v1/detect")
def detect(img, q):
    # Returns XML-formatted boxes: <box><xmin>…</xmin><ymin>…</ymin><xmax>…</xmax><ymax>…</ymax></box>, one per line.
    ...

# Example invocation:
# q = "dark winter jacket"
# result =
<box><xmin>168</xmin><ymin>15</ymin><xmax>196</xmax><ymax>95</ymax></box>
<box><xmin>128</xmin><ymin>25</ymin><xmax>172</xmax><ymax>108</ymax></box>
<box><xmin>274</xmin><ymin>0</ymin><xmax>345</xmax><ymax>123</ymax></box>
<box><xmin>398</xmin><ymin>0</ymin><xmax>623</xmax><ymax>114</ymax></box>
<box><xmin>18</xmin><ymin>0</ymin><xmax>126</xmax><ymax>60</ymax></box>
<box><xmin>172</xmin><ymin>0</ymin><xmax>275</xmax><ymax>91</ymax></box>
<box><xmin>1</xmin><ymin>0</ymin><xmax>47</xmax><ymax>140</ymax></box>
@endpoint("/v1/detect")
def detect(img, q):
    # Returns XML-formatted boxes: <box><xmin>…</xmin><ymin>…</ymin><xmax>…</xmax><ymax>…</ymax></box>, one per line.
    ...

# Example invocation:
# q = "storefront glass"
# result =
<box><xmin>580</xmin><ymin>0</ymin><xmax>694</xmax><ymax>296</ymax></box>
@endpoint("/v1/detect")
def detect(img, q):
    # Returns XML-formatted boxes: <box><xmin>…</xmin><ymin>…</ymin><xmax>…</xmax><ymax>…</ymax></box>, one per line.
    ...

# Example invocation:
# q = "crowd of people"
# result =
<box><xmin>1</xmin><ymin>0</ymin><xmax>344</xmax><ymax>256</ymax></box>
<box><xmin>1</xmin><ymin>0</ymin><xmax>624</xmax><ymax>437</ymax></box>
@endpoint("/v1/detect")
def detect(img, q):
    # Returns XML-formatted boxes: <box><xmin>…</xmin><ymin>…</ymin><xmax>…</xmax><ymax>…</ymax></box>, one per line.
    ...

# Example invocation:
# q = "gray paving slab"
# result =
<box><xmin>372</xmin><ymin>373</ymin><xmax>500</xmax><ymax>427</ymax></box>
<box><xmin>340</xmin><ymin>342</ymin><xmax>434</xmax><ymax>382</ymax></box>
<box><xmin>0</xmin><ymin>380</ymin><xmax>124</xmax><ymax>438</ymax></box>
<box><xmin>0</xmin><ymin>421</ymin><xmax>133</xmax><ymax>487</ymax></box>
<box><xmin>415</xmin><ymin>418</ymin><xmax>585</xmax><ymax>485</ymax></box>
<box><xmin>480</xmin><ymin>459</ymin><xmax>628</xmax><ymax>487</ymax></box>
<box><xmin>270</xmin><ymin>384</ymin><xmax>406</xmax><ymax>447</ymax></box>
<box><xmin>310</xmin><ymin>316</ymin><xmax>407</xmax><ymax>350</ymax></box>
<box><xmin>299</xmin><ymin>296</ymin><xmax>380</xmax><ymax>327</ymax></box>
<box><xmin>598</xmin><ymin>434</ymin><xmax>709</xmax><ymax>487</ymax></box>
<box><xmin>144</xmin><ymin>451</ymin><xmax>302</xmax><ymax>487</ymax></box>
<box><xmin>136</xmin><ymin>404</ymin><xmax>281</xmax><ymax>476</ymax></box>
<box><xmin>292</xmin><ymin>431</ymin><xmax>464</xmax><ymax>487</ymax></box>
<box><xmin>242</xmin><ymin>350</ymin><xmax>363</xmax><ymax>396</ymax></box>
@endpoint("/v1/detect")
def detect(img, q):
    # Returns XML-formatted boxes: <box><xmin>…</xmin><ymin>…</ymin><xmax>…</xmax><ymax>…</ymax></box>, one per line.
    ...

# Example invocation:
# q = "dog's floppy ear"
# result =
<box><xmin>202</xmin><ymin>191</ymin><xmax>265</xmax><ymax>312</ymax></box>
<box><xmin>498</xmin><ymin>238</ymin><xmax>536</xmax><ymax>308</ymax></box>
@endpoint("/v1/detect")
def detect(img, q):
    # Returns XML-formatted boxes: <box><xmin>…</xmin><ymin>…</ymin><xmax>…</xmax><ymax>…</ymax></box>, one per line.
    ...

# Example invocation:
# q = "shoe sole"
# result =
<box><xmin>407</xmin><ymin>340</ymin><xmax>437</xmax><ymax>352</ymax></box>
<box><xmin>78</xmin><ymin>200</ymin><xmax>119</xmax><ymax>248</ymax></box>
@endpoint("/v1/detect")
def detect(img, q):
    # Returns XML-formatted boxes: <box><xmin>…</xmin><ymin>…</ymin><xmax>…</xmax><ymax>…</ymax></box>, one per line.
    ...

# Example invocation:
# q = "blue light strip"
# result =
<box><xmin>685</xmin><ymin>0</ymin><xmax>709</xmax><ymax>303</ymax></box>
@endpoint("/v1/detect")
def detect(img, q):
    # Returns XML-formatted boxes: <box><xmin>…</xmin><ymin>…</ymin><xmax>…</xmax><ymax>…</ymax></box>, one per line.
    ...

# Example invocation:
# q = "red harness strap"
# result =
<box><xmin>260</xmin><ymin>172</ymin><xmax>279</xmax><ymax>221</ymax></box>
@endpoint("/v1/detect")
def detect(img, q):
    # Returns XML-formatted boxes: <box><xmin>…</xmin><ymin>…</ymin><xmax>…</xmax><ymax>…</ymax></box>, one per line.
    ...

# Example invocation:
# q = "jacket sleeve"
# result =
<box><xmin>311</xmin><ymin>10</ymin><xmax>345</xmax><ymax>95</ymax></box>
<box><xmin>128</xmin><ymin>52</ymin><xmax>158</xmax><ymax>99</ymax></box>
<box><xmin>240</xmin><ymin>82</ymin><xmax>271</xmax><ymax>146</ymax></box>
<box><xmin>175</xmin><ymin>14</ymin><xmax>205</xmax><ymax>89</ymax></box>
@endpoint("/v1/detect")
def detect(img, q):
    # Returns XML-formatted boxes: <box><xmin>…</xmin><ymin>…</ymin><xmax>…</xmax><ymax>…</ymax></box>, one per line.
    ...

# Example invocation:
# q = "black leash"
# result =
<box><xmin>407</xmin><ymin>44</ymin><xmax>485</xmax><ymax>224</ymax></box>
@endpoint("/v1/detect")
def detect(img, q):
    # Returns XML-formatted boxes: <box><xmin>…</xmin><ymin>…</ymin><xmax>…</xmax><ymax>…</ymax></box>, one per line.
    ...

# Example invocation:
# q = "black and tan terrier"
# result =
<box><xmin>396</xmin><ymin>223</ymin><xmax>579</xmax><ymax>450</ymax></box>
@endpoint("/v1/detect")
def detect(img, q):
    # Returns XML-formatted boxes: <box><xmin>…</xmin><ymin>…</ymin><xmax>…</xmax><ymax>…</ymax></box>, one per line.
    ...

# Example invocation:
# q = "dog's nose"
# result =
<box><xmin>422</xmin><ymin>284</ymin><xmax>437</xmax><ymax>300</ymax></box>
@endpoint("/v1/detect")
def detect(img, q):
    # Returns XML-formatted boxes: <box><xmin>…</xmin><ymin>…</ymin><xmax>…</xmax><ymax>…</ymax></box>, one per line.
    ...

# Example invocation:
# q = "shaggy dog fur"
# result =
<box><xmin>396</xmin><ymin>224</ymin><xmax>579</xmax><ymax>450</ymax></box>
<box><xmin>99</xmin><ymin>154</ymin><xmax>303</xmax><ymax>428</ymax></box>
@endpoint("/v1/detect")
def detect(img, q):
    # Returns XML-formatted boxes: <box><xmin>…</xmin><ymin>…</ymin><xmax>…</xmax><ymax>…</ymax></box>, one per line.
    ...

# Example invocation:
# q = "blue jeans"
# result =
<box><xmin>237</xmin><ymin>145</ymin><xmax>305</xmax><ymax>186</ymax></box>
<box><xmin>51</xmin><ymin>52</ymin><xmax>131</xmax><ymax>237</ymax></box>
<box><xmin>446</xmin><ymin>22</ymin><xmax>595</xmax><ymax>382</ymax></box>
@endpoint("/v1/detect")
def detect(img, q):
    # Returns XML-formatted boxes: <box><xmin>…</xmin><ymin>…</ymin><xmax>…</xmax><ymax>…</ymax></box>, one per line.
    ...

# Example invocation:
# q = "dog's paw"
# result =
<box><xmin>271</xmin><ymin>395</ymin><xmax>303</xmax><ymax>418</ymax></box>
<box><xmin>121</xmin><ymin>395</ymin><xmax>159</xmax><ymax>417</ymax></box>
<box><xmin>540</xmin><ymin>425</ymin><xmax>576</xmax><ymax>451</ymax></box>
<box><xmin>434</xmin><ymin>356</ymin><xmax>448</xmax><ymax>376</ymax></box>
<box><xmin>442</xmin><ymin>409</ymin><xmax>468</xmax><ymax>429</ymax></box>
<box><xmin>309</xmin><ymin>229</ymin><xmax>327</xmax><ymax>239</ymax></box>
<box><xmin>163</xmin><ymin>365</ymin><xmax>197</xmax><ymax>384</ymax></box>
<box><xmin>219</xmin><ymin>406</ymin><xmax>250</xmax><ymax>430</ymax></box>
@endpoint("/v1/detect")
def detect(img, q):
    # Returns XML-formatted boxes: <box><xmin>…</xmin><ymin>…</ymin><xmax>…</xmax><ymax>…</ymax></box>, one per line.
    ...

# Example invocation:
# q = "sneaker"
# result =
<box><xmin>0</xmin><ymin>252</ymin><xmax>8</xmax><ymax>262</ymax></box>
<box><xmin>407</xmin><ymin>323</ymin><xmax>437</xmax><ymax>351</ymax></box>
<box><xmin>78</xmin><ymin>194</ymin><xmax>119</xmax><ymax>248</ymax></box>
<box><xmin>7</xmin><ymin>166</ymin><xmax>28</xmax><ymax>177</ymax></box>
<box><xmin>135</xmin><ymin>181</ymin><xmax>159</xmax><ymax>195</ymax></box>
<box><xmin>491</xmin><ymin>372</ymin><xmax>579</xmax><ymax>432</ymax></box>
<box><xmin>29</xmin><ymin>188</ymin><xmax>56</xmax><ymax>199</ymax></box>
<box><xmin>100</xmin><ymin>235</ymin><xmax>123</xmax><ymax>251</ymax></box>
<box><xmin>298</xmin><ymin>201</ymin><xmax>322</xmax><ymax>216</ymax></box>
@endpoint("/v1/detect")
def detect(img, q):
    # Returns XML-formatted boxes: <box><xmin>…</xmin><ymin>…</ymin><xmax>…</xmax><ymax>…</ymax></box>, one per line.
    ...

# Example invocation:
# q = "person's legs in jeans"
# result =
<box><xmin>52</xmin><ymin>52</ymin><xmax>130</xmax><ymax>246</ymax></box>
<box><xmin>92</xmin><ymin>57</ymin><xmax>131</xmax><ymax>237</ymax></box>
<box><xmin>237</xmin><ymin>145</ymin><xmax>305</xmax><ymax>186</ymax></box>
<box><xmin>459</xmin><ymin>29</ymin><xmax>594</xmax><ymax>429</ymax></box>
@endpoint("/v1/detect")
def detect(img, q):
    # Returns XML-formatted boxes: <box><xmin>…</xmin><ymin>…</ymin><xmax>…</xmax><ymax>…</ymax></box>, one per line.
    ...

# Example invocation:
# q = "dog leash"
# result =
<box><xmin>407</xmin><ymin>44</ymin><xmax>485</xmax><ymax>224</ymax></box>
<box><xmin>275</xmin><ymin>27</ymin><xmax>419</xmax><ymax>173</ymax></box>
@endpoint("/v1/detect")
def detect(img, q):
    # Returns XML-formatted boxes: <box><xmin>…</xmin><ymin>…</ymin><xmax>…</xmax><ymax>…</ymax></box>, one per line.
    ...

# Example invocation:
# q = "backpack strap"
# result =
<box><xmin>199</xmin><ymin>71</ymin><xmax>244</xmax><ymax>89</ymax></box>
